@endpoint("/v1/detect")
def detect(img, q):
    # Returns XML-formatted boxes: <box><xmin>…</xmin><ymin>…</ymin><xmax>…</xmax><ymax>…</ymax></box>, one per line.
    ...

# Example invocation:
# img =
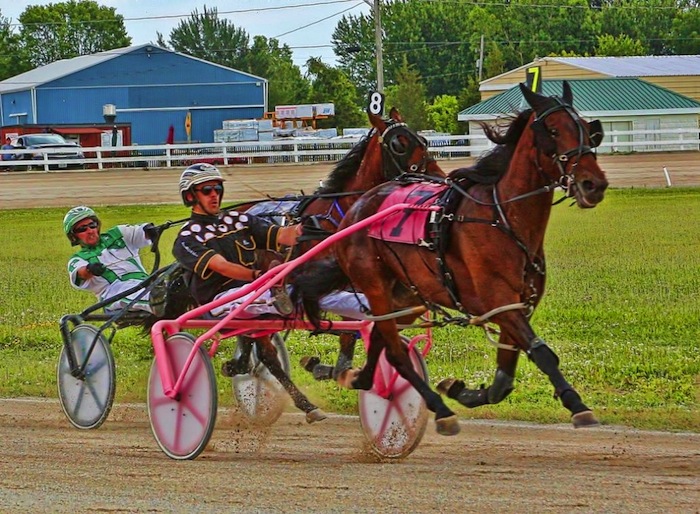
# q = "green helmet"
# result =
<box><xmin>63</xmin><ymin>206</ymin><xmax>100</xmax><ymax>245</ymax></box>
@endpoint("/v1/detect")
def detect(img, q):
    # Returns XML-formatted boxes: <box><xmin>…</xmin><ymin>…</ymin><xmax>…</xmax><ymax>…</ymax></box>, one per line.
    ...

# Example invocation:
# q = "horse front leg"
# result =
<box><xmin>441</xmin><ymin>251</ymin><xmax>546</xmax><ymax>408</ymax></box>
<box><xmin>255</xmin><ymin>337</ymin><xmax>327</xmax><ymax>424</ymax></box>
<box><xmin>502</xmin><ymin>311</ymin><xmax>599</xmax><ymax>427</ymax></box>
<box><xmin>525</xmin><ymin>336</ymin><xmax>599</xmax><ymax>427</ymax></box>
<box><xmin>356</xmin><ymin>321</ymin><xmax>460</xmax><ymax>436</ymax></box>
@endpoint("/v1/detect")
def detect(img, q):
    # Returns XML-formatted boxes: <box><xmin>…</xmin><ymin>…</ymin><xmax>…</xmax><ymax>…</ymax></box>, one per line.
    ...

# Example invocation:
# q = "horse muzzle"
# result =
<box><xmin>571</xmin><ymin>173</ymin><xmax>608</xmax><ymax>208</ymax></box>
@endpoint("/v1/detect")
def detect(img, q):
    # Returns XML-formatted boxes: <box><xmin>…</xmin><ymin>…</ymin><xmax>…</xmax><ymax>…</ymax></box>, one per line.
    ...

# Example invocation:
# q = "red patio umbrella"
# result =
<box><xmin>166</xmin><ymin>125</ymin><xmax>174</xmax><ymax>144</ymax></box>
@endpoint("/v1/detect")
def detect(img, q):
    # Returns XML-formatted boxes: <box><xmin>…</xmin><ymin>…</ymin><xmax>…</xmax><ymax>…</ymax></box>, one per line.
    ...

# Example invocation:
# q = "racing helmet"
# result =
<box><xmin>63</xmin><ymin>205</ymin><xmax>100</xmax><ymax>246</ymax></box>
<box><xmin>178</xmin><ymin>163</ymin><xmax>226</xmax><ymax>206</ymax></box>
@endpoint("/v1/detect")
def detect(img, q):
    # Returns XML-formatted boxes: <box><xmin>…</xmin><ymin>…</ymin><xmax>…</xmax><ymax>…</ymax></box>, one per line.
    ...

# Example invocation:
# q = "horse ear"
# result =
<box><xmin>588</xmin><ymin>119</ymin><xmax>604</xmax><ymax>148</ymax></box>
<box><xmin>519</xmin><ymin>82</ymin><xmax>547</xmax><ymax>112</ymax></box>
<box><xmin>368</xmin><ymin>110</ymin><xmax>388</xmax><ymax>133</ymax></box>
<box><xmin>389</xmin><ymin>107</ymin><xmax>404</xmax><ymax>123</ymax></box>
<box><xmin>562</xmin><ymin>80</ymin><xmax>573</xmax><ymax>106</ymax></box>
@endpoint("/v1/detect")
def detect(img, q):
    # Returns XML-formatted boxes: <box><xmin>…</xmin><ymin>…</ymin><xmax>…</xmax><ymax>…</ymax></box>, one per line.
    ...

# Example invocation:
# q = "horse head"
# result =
<box><xmin>520</xmin><ymin>81</ymin><xmax>608</xmax><ymax>208</ymax></box>
<box><xmin>365</xmin><ymin>108</ymin><xmax>439</xmax><ymax>180</ymax></box>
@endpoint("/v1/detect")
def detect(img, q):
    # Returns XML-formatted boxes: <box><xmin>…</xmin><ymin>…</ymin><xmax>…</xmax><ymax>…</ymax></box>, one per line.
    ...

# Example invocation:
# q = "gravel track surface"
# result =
<box><xmin>0</xmin><ymin>399</ymin><xmax>698</xmax><ymax>513</ymax></box>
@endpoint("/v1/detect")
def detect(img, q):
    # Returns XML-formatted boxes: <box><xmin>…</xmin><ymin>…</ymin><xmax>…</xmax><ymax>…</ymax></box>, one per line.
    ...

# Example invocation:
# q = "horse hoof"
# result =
<box><xmin>336</xmin><ymin>368</ymin><xmax>359</xmax><ymax>389</ymax></box>
<box><xmin>572</xmin><ymin>410</ymin><xmax>600</xmax><ymax>428</ymax></box>
<box><xmin>300</xmin><ymin>356</ymin><xmax>320</xmax><ymax>372</ymax></box>
<box><xmin>435</xmin><ymin>415</ymin><xmax>460</xmax><ymax>436</ymax></box>
<box><xmin>305</xmin><ymin>409</ymin><xmax>328</xmax><ymax>424</ymax></box>
<box><xmin>436</xmin><ymin>378</ymin><xmax>455</xmax><ymax>395</ymax></box>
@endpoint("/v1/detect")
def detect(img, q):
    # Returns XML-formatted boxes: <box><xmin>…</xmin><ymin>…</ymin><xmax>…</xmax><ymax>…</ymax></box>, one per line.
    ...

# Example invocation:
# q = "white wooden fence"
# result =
<box><xmin>1</xmin><ymin>127</ymin><xmax>698</xmax><ymax>172</ymax></box>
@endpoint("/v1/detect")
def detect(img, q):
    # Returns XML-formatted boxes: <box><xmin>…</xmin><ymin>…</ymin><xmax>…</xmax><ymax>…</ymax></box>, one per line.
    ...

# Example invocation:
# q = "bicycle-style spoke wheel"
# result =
<box><xmin>358</xmin><ymin>338</ymin><xmax>429</xmax><ymax>459</ymax></box>
<box><xmin>147</xmin><ymin>333</ymin><xmax>217</xmax><ymax>460</ymax></box>
<box><xmin>232</xmin><ymin>333</ymin><xmax>290</xmax><ymax>425</ymax></box>
<box><xmin>57</xmin><ymin>324</ymin><xmax>116</xmax><ymax>430</ymax></box>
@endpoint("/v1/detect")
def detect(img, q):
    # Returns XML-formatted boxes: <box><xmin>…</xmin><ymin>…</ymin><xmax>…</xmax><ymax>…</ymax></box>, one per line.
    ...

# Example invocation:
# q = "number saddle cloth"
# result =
<box><xmin>368</xmin><ymin>182</ymin><xmax>449</xmax><ymax>250</ymax></box>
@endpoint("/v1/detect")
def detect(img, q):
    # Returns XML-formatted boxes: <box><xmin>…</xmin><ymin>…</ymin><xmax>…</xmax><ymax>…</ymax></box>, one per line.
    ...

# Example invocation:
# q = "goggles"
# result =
<box><xmin>194</xmin><ymin>184</ymin><xmax>224</xmax><ymax>196</ymax></box>
<box><xmin>73</xmin><ymin>221</ymin><xmax>98</xmax><ymax>234</ymax></box>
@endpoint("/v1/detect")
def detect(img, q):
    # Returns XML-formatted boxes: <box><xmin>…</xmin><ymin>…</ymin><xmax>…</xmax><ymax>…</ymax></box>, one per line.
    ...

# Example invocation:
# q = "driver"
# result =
<box><xmin>64</xmin><ymin>206</ymin><xmax>159</xmax><ymax>313</ymax></box>
<box><xmin>173</xmin><ymin>163</ymin><xmax>367</xmax><ymax>319</ymax></box>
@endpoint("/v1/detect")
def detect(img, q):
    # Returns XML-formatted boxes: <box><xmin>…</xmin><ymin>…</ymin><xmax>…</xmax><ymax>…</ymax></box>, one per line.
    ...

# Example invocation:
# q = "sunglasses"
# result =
<box><xmin>195</xmin><ymin>184</ymin><xmax>224</xmax><ymax>195</ymax></box>
<box><xmin>73</xmin><ymin>221</ymin><xmax>98</xmax><ymax>234</ymax></box>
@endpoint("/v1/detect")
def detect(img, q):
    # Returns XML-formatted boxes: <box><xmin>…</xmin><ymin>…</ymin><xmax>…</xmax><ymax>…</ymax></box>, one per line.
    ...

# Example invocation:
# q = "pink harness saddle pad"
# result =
<box><xmin>368</xmin><ymin>183</ymin><xmax>446</xmax><ymax>244</ymax></box>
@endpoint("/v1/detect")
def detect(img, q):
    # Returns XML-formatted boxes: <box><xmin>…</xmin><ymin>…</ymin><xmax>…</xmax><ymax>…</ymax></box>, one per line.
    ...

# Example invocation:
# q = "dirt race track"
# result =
<box><xmin>0</xmin><ymin>151</ymin><xmax>698</xmax><ymax>209</ymax></box>
<box><xmin>0</xmin><ymin>399</ymin><xmax>698</xmax><ymax>513</ymax></box>
<box><xmin>0</xmin><ymin>153</ymin><xmax>699</xmax><ymax>512</ymax></box>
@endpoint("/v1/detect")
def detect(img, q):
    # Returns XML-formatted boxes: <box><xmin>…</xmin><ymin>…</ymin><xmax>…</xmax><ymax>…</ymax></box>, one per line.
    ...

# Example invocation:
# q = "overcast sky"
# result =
<box><xmin>3</xmin><ymin>0</ymin><xmax>371</xmax><ymax>67</ymax></box>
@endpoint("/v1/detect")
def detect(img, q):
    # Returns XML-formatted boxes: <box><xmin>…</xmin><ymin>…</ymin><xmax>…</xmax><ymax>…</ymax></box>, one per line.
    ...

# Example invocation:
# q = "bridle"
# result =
<box><xmin>530</xmin><ymin>98</ymin><xmax>596</xmax><ymax>196</ymax></box>
<box><xmin>378</xmin><ymin>121</ymin><xmax>434</xmax><ymax>179</ymax></box>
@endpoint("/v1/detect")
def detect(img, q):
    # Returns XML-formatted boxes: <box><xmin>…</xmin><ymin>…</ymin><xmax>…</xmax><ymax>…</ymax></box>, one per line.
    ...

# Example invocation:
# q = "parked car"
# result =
<box><xmin>14</xmin><ymin>133</ymin><xmax>85</xmax><ymax>170</ymax></box>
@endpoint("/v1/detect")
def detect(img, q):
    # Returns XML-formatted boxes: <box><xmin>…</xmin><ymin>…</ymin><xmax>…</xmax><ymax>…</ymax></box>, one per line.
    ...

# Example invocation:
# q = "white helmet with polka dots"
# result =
<box><xmin>179</xmin><ymin>163</ymin><xmax>225</xmax><ymax>206</ymax></box>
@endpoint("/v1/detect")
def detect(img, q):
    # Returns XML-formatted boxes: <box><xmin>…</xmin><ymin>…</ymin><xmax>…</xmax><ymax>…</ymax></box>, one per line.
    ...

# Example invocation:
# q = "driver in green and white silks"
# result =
<box><xmin>64</xmin><ymin>206</ymin><xmax>159</xmax><ymax>313</ymax></box>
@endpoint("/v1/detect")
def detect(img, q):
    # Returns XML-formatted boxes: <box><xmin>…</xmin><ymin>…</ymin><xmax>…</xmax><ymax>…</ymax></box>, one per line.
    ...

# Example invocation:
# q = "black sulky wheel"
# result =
<box><xmin>358</xmin><ymin>336</ymin><xmax>429</xmax><ymax>460</ymax></box>
<box><xmin>57</xmin><ymin>324</ymin><xmax>116</xmax><ymax>430</ymax></box>
<box><xmin>231</xmin><ymin>333</ymin><xmax>291</xmax><ymax>425</ymax></box>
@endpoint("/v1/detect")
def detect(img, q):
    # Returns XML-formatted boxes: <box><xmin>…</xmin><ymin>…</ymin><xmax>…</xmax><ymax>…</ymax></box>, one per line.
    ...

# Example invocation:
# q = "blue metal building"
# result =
<box><xmin>0</xmin><ymin>44</ymin><xmax>268</xmax><ymax>145</ymax></box>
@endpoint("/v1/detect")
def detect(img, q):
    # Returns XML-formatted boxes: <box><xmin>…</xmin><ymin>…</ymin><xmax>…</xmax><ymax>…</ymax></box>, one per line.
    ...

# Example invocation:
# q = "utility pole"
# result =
<box><xmin>478</xmin><ymin>34</ymin><xmax>484</xmax><ymax>82</ymax></box>
<box><xmin>364</xmin><ymin>0</ymin><xmax>384</xmax><ymax>92</ymax></box>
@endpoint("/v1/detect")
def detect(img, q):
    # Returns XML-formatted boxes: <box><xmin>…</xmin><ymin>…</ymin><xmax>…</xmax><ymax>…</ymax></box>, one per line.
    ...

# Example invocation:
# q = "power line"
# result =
<box><xmin>273</xmin><ymin>2</ymin><xmax>364</xmax><ymax>39</ymax></box>
<box><xmin>417</xmin><ymin>0</ymin><xmax>694</xmax><ymax>10</ymax></box>
<box><xmin>6</xmin><ymin>0</ymin><xmax>362</xmax><ymax>27</ymax></box>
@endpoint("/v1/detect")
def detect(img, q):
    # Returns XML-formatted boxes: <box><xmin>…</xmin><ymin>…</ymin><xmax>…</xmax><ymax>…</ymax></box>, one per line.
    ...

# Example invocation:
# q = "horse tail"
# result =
<box><xmin>290</xmin><ymin>258</ymin><xmax>350</xmax><ymax>328</ymax></box>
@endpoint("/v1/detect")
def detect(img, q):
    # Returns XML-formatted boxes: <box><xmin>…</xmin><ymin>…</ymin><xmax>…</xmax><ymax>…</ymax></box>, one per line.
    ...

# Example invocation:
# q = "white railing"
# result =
<box><xmin>1</xmin><ymin>127</ymin><xmax>698</xmax><ymax>172</ymax></box>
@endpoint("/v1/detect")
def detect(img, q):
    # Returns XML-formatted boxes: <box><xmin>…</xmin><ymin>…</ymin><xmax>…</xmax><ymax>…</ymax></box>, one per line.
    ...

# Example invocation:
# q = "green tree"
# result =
<box><xmin>18</xmin><ymin>0</ymin><xmax>130</xmax><ymax>67</ymax></box>
<box><xmin>305</xmin><ymin>57</ymin><xmax>364</xmax><ymax>130</ymax></box>
<box><xmin>332</xmin><ymin>12</ymin><xmax>376</xmax><ymax>94</ymax></box>
<box><xmin>334</xmin><ymin>1</ymin><xmax>475</xmax><ymax>100</ymax></box>
<box><xmin>595</xmin><ymin>0</ymin><xmax>677</xmax><ymax>54</ymax></box>
<box><xmin>595</xmin><ymin>34</ymin><xmax>646</xmax><ymax>56</ymax></box>
<box><xmin>499</xmin><ymin>0</ymin><xmax>598</xmax><ymax>66</ymax></box>
<box><xmin>156</xmin><ymin>6</ymin><xmax>249</xmax><ymax>70</ymax></box>
<box><xmin>458</xmin><ymin>77</ymin><xmax>482</xmax><ymax>110</ymax></box>
<box><xmin>0</xmin><ymin>11</ymin><xmax>31</xmax><ymax>80</ymax></box>
<box><xmin>247</xmin><ymin>35</ymin><xmax>309</xmax><ymax>108</ymax></box>
<box><xmin>384</xmin><ymin>57</ymin><xmax>429</xmax><ymax>131</ymax></box>
<box><xmin>669</xmin><ymin>7</ymin><xmax>700</xmax><ymax>54</ymax></box>
<box><xmin>158</xmin><ymin>7</ymin><xmax>308</xmax><ymax>107</ymax></box>
<box><xmin>426</xmin><ymin>95</ymin><xmax>460</xmax><ymax>134</ymax></box>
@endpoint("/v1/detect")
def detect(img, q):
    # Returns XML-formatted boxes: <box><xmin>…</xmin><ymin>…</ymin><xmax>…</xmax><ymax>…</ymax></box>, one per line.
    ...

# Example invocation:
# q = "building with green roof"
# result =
<box><xmin>458</xmin><ymin>78</ymin><xmax>700</xmax><ymax>154</ymax></box>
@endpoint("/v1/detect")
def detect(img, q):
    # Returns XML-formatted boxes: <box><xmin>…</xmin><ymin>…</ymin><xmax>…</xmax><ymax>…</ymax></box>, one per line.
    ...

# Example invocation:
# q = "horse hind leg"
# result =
<box><xmin>526</xmin><ymin>337</ymin><xmax>599</xmax><ymax>428</ymax></box>
<box><xmin>255</xmin><ymin>339</ymin><xmax>327</xmax><ymax>424</ymax></box>
<box><xmin>300</xmin><ymin>331</ymin><xmax>358</xmax><ymax>382</ymax></box>
<box><xmin>438</xmin><ymin>346</ymin><xmax>520</xmax><ymax>408</ymax></box>
<box><xmin>439</xmin><ymin>368</ymin><xmax>515</xmax><ymax>408</ymax></box>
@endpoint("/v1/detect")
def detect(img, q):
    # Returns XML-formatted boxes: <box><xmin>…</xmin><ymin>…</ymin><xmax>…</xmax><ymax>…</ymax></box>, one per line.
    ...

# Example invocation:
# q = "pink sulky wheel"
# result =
<box><xmin>147</xmin><ymin>332</ymin><xmax>217</xmax><ymax>460</ymax></box>
<box><xmin>358</xmin><ymin>337</ymin><xmax>429</xmax><ymax>459</ymax></box>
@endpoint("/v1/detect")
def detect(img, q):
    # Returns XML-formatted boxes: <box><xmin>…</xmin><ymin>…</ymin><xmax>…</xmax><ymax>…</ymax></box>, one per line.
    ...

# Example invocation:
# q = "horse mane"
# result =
<box><xmin>449</xmin><ymin>109</ymin><xmax>533</xmax><ymax>183</ymax></box>
<box><xmin>316</xmin><ymin>133</ymin><xmax>372</xmax><ymax>194</ymax></box>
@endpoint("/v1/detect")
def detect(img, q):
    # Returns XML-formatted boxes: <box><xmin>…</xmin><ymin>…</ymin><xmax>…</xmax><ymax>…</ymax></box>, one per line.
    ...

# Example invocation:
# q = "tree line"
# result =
<box><xmin>1</xmin><ymin>0</ymin><xmax>699</xmax><ymax>133</ymax></box>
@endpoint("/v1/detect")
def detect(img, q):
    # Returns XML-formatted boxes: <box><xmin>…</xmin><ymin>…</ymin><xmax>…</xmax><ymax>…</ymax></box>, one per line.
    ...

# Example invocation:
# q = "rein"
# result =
<box><xmin>388</xmin><ymin>100</ymin><xmax>594</xmax><ymax>328</ymax></box>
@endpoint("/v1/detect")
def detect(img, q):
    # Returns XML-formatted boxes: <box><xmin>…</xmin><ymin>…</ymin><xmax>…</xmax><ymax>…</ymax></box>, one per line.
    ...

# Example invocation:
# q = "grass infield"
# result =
<box><xmin>0</xmin><ymin>188</ymin><xmax>698</xmax><ymax>431</ymax></box>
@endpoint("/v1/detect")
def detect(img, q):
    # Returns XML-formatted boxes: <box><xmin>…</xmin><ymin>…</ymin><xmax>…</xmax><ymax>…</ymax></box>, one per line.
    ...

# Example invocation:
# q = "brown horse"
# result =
<box><xmin>161</xmin><ymin>107</ymin><xmax>446</xmax><ymax>422</ymax></box>
<box><xmin>239</xmin><ymin>107</ymin><xmax>445</xmax><ymax>384</ymax></box>
<box><xmin>292</xmin><ymin>82</ymin><xmax>608</xmax><ymax>434</ymax></box>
